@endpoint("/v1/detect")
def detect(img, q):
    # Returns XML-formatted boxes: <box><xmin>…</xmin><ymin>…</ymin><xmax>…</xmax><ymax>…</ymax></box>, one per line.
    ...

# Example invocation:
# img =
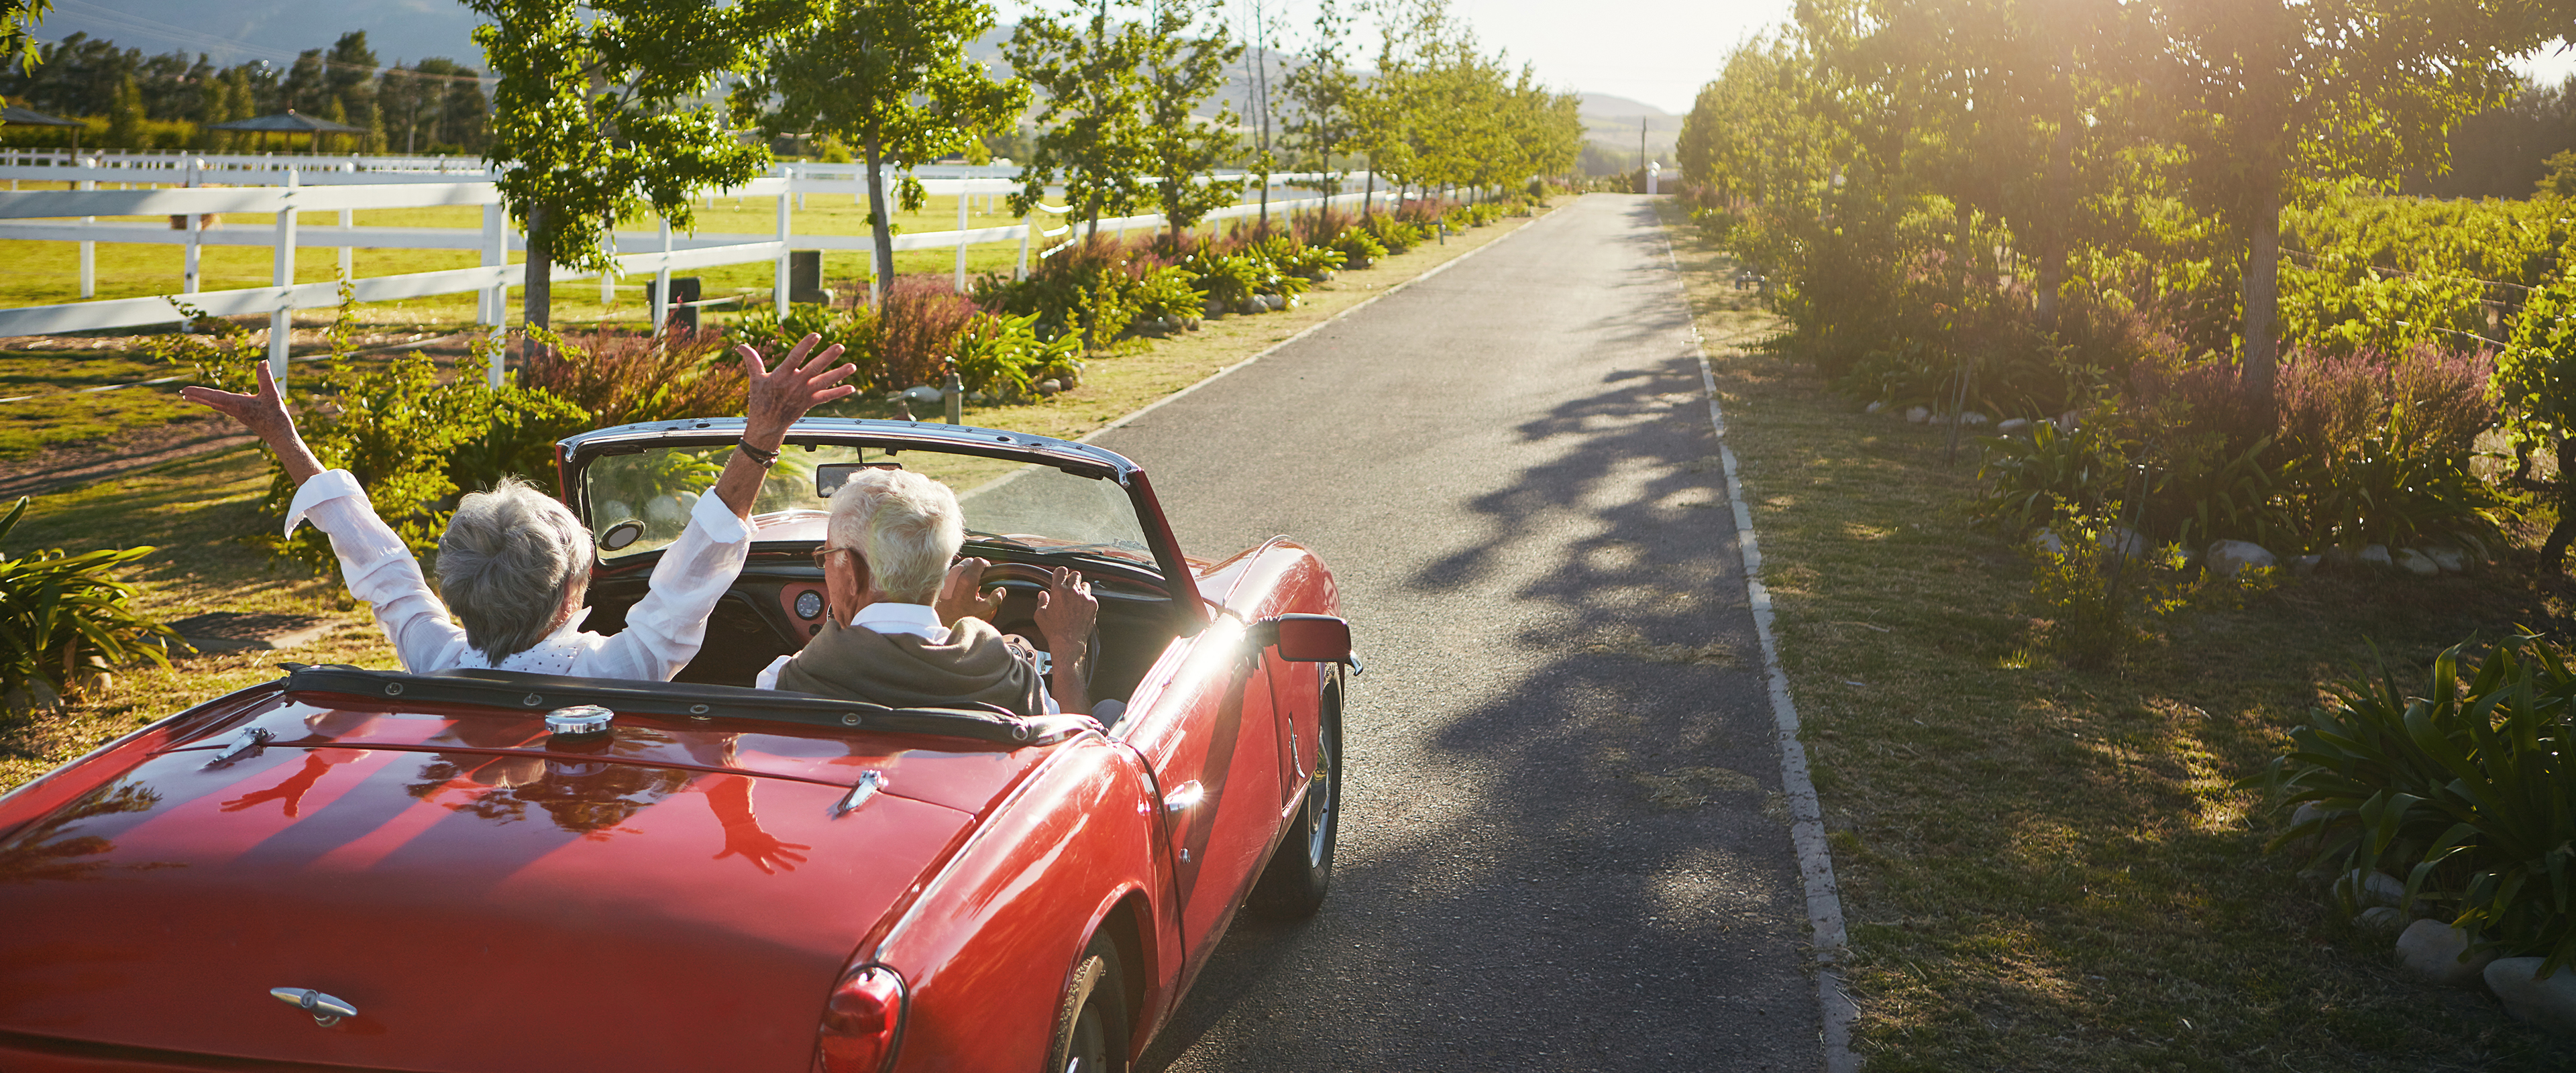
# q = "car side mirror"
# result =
<box><xmin>1248</xmin><ymin>614</ymin><xmax>1358</xmax><ymax>671</ymax></box>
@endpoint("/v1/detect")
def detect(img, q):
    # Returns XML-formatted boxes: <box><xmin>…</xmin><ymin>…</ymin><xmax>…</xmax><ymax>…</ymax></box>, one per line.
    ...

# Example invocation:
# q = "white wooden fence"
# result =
<box><xmin>0</xmin><ymin>163</ymin><xmax>1381</xmax><ymax>386</ymax></box>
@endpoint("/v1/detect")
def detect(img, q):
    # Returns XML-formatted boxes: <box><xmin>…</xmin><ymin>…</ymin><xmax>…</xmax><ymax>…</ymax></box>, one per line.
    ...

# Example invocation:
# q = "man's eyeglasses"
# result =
<box><xmin>811</xmin><ymin>546</ymin><xmax>854</xmax><ymax>569</ymax></box>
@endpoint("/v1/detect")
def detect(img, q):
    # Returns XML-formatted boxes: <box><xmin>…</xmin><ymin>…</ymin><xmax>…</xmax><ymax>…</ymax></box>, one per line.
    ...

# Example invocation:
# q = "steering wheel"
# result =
<box><xmin>974</xmin><ymin>561</ymin><xmax>1098</xmax><ymax>695</ymax></box>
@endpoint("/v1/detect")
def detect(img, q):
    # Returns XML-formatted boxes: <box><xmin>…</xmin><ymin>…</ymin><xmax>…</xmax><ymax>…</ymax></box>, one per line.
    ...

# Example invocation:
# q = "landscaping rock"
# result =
<box><xmin>2349</xmin><ymin>868</ymin><xmax>2409</xmax><ymax>907</ymax></box>
<box><xmin>1960</xmin><ymin>410</ymin><xmax>1990</xmax><ymax>427</ymax></box>
<box><xmin>902</xmin><ymin>384</ymin><xmax>945</xmax><ymax>406</ymax></box>
<box><xmin>2359</xmin><ymin>545</ymin><xmax>2395</xmax><ymax>569</ymax></box>
<box><xmin>2054</xmin><ymin>409</ymin><xmax>2084</xmax><ymax>432</ymax></box>
<box><xmin>1995</xmin><ymin>417</ymin><xmax>2031</xmax><ymax>435</ymax></box>
<box><xmin>2396</xmin><ymin>919</ymin><xmax>2494</xmax><ymax>988</ymax></box>
<box><xmin>2292</xmin><ymin>554</ymin><xmax>2322</xmax><ymax>576</ymax></box>
<box><xmin>3</xmin><ymin>679</ymin><xmax>59</xmax><ymax>714</ymax></box>
<box><xmin>1034</xmin><ymin>379</ymin><xmax>1063</xmax><ymax>396</ymax></box>
<box><xmin>2397</xmin><ymin>548</ymin><xmax>2440</xmax><ymax>577</ymax></box>
<box><xmin>2485</xmin><ymin>958</ymin><xmax>2576</xmax><ymax>1036</ymax></box>
<box><xmin>1864</xmin><ymin>400</ymin><xmax>1886</xmax><ymax>414</ymax></box>
<box><xmin>2102</xmin><ymin>526</ymin><xmax>2148</xmax><ymax>563</ymax></box>
<box><xmin>2356</xmin><ymin>906</ymin><xmax>2408</xmax><ymax>933</ymax></box>
<box><xmin>2423</xmin><ymin>545</ymin><xmax>2471</xmax><ymax>573</ymax></box>
<box><xmin>1906</xmin><ymin>406</ymin><xmax>1931</xmax><ymax>424</ymax></box>
<box><xmin>2033</xmin><ymin>531</ymin><xmax>2065</xmax><ymax>555</ymax></box>
<box><xmin>2206</xmin><ymin>539</ymin><xmax>2278</xmax><ymax>577</ymax></box>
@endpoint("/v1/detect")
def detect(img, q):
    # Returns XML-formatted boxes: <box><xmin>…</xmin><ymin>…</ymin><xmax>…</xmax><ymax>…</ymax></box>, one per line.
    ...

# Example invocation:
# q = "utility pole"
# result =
<box><xmin>1639</xmin><ymin>115</ymin><xmax>1647</xmax><ymax>181</ymax></box>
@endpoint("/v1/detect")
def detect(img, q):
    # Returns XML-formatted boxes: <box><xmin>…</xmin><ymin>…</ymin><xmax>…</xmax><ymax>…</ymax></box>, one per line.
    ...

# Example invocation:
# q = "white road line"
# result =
<box><xmin>1664</xmin><ymin>235</ymin><xmax>1858</xmax><ymax>1073</ymax></box>
<box><xmin>1080</xmin><ymin>207</ymin><xmax>1569</xmax><ymax>445</ymax></box>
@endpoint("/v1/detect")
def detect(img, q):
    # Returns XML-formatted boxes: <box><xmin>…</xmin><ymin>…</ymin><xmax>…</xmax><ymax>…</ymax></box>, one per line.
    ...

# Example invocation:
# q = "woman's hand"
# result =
<box><xmin>737</xmin><ymin>333</ymin><xmax>858</xmax><ymax>451</ymax></box>
<box><xmin>179</xmin><ymin>362</ymin><xmax>323</xmax><ymax>486</ymax></box>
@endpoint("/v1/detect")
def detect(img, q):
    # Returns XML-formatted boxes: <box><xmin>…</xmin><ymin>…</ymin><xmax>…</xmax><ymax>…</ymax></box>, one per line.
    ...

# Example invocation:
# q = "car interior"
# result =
<box><xmin>569</xmin><ymin>443</ymin><xmax>1197</xmax><ymax>721</ymax></box>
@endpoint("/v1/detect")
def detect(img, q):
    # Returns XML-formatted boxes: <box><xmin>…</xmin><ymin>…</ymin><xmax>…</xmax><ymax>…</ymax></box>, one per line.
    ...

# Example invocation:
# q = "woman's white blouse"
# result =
<box><xmin>284</xmin><ymin>469</ymin><xmax>750</xmax><ymax>681</ymax></box>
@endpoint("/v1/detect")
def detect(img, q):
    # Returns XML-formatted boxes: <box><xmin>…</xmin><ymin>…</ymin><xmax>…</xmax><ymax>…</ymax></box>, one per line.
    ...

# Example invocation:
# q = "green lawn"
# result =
<box><xmin>1657</xmin><ymin>202</ymin><xmax>2576</xmax><ymax>1072</ymax></box>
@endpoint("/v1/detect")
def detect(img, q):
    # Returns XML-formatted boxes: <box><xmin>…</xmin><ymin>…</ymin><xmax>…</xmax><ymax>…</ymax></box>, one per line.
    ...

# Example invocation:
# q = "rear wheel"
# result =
<box><xmin>1045</xmin><ymin>934</ymin><xmax>1128</xmax><ymax>1073</ymax></box>
<box><xmin>1250</xmin><ymin>663</ymin><xmax>1343</xmax><ymax>918</ymax></box>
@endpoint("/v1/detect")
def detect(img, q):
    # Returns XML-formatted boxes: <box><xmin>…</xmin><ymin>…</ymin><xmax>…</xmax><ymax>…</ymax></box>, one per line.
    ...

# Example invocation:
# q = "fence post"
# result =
<box><xmin>183</xmin><ymin>156</ymin><xmax>203</xmax><ymax>295</ymax></box>
<box><xmin>655</xmin><ymin>218</ymin><xmax>672</xmax><ymax>333</ymax></box>
<box><xmin>480</xmin><ymin>183</ymin><xmax>504</xmax><ymax>334</ymax></box>
<box><xmin>1016</xmin><ymin>217</ymin><xmax>1030</xmax><ymax>281</ymax></box>
<box><xmin>773</xmin><ymin>170</ymin><xmax>792</xmax><ymax>313</ymax></box>
<box><xmin>599</xmin><ymin>229</ymin><xmax>616</xmax><ymax>308</ymax></box>
<box><xmin>77</xmin><ymin>162</ymin><xmax>95</xmax><ymax>299</ymax></box>
<box><xmin>270</xmin><ymin>169</ymin><xmax>299</xmax><ymax>381</ymax></box>
<box><xmin>955</xmin><ymin>186</ymin><xmax>969</xmax><ymax>291</ymax></box>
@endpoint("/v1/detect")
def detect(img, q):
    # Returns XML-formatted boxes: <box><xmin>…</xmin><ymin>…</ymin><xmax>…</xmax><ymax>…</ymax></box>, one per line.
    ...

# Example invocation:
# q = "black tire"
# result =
<box><xmin>1044</xmin><ymin>934</ymin><xmax>1128</xmax><ymax>1073</ymax></box>
<box><xmin>1250</xmin><ymin>663</ymin><xmax>1343</xmax><ymax>919</ymax></box>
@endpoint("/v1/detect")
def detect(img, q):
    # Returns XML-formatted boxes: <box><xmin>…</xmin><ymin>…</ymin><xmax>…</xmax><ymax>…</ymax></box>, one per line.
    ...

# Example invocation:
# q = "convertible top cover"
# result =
<box><xmin>278</xmin><ymin>664</ymin><xmax>1097</xmax><ymax>746</ymax></box>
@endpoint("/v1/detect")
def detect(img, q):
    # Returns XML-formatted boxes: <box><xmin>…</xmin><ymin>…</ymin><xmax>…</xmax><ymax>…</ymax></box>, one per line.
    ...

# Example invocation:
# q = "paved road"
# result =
<box><xmin>1095</xmin><ymin>194</ymin><xmax>1819</xmax><ymax>1072</ymax></box>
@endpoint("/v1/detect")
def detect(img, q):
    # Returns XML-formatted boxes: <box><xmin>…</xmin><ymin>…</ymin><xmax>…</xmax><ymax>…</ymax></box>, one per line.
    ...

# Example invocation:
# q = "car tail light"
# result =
<box><xmin>815</xmin><ymin>966</ymin><xmax>906</xmax><ymax>1073</ymax></box>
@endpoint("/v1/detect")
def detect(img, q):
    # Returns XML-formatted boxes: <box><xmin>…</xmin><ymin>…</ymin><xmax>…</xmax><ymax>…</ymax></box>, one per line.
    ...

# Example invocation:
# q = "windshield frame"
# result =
<box><xmin>558</xmin><ymin>418</ymin><xmax>1209</xmax><ymax>631</ymax></box>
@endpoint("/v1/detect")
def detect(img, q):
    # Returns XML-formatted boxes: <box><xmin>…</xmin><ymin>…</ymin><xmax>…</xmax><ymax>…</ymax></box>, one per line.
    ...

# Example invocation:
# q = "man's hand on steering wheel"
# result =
<box><xmin>935</xmin><ymin>556</ymin><xmax>1004</xmax><ymax>626</ymax></box>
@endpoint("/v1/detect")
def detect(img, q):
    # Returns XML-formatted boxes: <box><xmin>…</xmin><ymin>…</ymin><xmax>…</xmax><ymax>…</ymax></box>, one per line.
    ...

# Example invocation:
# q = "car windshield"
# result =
<box><xmin>581</xmin><ymin>443</ymin><xmax>1155</xmax><ymax>565</ymax></box>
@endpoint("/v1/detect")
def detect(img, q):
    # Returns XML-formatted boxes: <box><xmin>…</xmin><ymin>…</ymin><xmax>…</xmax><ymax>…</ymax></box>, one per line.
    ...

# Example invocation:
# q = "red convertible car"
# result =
<box><xmin>0</xmin><ymin>418</ymin><xmax>1354</xmax><ymax>1073</ymax></box>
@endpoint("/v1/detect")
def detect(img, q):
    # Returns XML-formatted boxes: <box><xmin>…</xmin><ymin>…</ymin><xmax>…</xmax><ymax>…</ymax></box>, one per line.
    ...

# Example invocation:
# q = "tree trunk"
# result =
<box><xmin>2544</xmin><ymin>436</ymin><xmax>2575</xmax><ymax>575</ymax></box>
<box><xmin>521</xmin><ymin>204</ymin><xmax>551</xmax><ymax>341</ymax></box>
<box><xmin>863</xmin><ymin>135</ymin><xmax>894</xmax><ymax>304</ymax></box>
<box><xmin>1362</xmin><ymin>167</ymin><xmax>1375</xmax><ymax>218</ymax></box>
<box><xmin>2241</xmin><ymin>181</ymin><xmax>2283</xmax><ymax>413</ymax></box>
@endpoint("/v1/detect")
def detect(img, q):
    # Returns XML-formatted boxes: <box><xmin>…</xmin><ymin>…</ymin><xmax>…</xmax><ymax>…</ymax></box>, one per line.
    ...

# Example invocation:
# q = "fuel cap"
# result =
<box><xmin>543</xmin><ymin>704</ymin><xmax>614</xmax><ymax>737</ymax></box>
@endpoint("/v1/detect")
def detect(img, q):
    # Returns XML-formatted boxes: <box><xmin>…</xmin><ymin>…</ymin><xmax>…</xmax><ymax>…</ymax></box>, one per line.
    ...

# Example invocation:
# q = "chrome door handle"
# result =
<box><xmin>1163</xmin><ymin>781</ymin><xmax>1203</xmax><ymax>813</ymax></box>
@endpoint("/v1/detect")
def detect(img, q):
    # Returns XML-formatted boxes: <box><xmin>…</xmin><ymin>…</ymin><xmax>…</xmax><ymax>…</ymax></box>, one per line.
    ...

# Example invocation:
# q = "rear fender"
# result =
<box><xmin>873</xmin><ymin>737</ymin><xmax>1176</xmax><ymax>1072</ymax></box>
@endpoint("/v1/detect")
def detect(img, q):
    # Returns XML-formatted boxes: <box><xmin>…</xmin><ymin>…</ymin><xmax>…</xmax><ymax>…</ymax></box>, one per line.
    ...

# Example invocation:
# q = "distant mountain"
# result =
<box><xmin>1579</xmin><ymin>93</ymin><xmax>1682</xmax><ymax>168</ymax></box>
<box><xmin>37</xmin><ymin>0</ymin><xmax>486</xmax><ymax>68</ymax></box>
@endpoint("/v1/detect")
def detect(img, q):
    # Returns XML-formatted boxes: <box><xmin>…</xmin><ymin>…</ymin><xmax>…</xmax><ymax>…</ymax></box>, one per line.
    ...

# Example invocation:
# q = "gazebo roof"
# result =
<box><xmin>1</xmin><ymin>105</ymin><xmax>84</xmax><ymax>127</ymax></box>
<box><xmin>205</xmin><ymin>109</ymin><xmax>368</xmax><ymax>134</ymax></box>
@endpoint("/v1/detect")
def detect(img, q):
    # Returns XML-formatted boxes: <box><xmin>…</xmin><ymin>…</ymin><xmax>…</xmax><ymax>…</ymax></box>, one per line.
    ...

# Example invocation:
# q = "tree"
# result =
<box><xmin>1</xmin><ymin>0</ymin><xmax>48</xmax><ymax>75</ymax></box>
<box><xmin>1281</xmin><ymin>0</ymin><xmax>1358</xmax><ymax>193</ymax></box>
<box><xmin>466</xmin><ymin>0</ymin><xmax>828</xmax><ymax>334</ymax></box>
<box><xmin>2502</xmin><ymin>257</ymin><xmax>2576</xmax><ymax>573</ymax></box>
<box><xmin>2153</xmin><ymin>0</ymin><xmax>2545</xmax><ymax>410</ymax></box>
<box><xmin>748</xmin><ymin>0</ymin><xmax>1026</xmax><ymax>292</ymax></box>
<box><xmin>1138</xmin><ymin>0</ymin><xmax>1243</xmax><ymax>245</ymax></box>
<box><xmin>104</xmin><ymin>71</ymin><xmax>140</xmax><ymax>147</ymax></box>
<box><xmin>1007</xmin><ymin>0</ymin><xmax>1152</xmax><ymax>239</ymax></box>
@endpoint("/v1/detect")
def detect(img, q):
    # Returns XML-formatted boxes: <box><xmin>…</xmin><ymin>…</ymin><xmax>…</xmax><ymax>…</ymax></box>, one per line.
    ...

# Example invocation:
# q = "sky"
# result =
<box><xmin>29</xmin><ymin>0</ymin><xmax>2576</xmax><ymax>119</ymax></box>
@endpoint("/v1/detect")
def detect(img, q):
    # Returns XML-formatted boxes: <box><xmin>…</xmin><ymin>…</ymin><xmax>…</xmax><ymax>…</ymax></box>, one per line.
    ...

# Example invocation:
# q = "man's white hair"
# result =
<box><xmin>437</xmin><ymin>476</ymin><xmax>591</xmax><ymax>659</ymax></box>
<box><xmin>828</xmin><ymin>468</ymin><xmax>964</xmax><ymax>605</ymax></box>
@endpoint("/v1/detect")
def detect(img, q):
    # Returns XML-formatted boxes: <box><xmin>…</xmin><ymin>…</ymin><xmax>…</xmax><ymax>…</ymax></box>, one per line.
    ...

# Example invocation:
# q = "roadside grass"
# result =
<box><xmin>0</xmin><ymin>200</ymin><xmax>1554</xmax><ymax>793</ymax></box>
<box><xmin>1656</xmin><ymin>204</ymin><xmax>2576</xmax><ymax>1071</ymax></box>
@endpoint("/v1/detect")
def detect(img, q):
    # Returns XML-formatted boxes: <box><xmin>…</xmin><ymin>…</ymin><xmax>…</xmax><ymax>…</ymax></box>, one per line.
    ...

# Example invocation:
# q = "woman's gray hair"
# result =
<box><xmin>828</xmin><ymin>469</ymin><xmax>964</xmax><ymax>604</ymax></box>
<box><xmin>437</xmin><ymin>475</ymin><xmax>591</xmax><ymax>659</ymax></box>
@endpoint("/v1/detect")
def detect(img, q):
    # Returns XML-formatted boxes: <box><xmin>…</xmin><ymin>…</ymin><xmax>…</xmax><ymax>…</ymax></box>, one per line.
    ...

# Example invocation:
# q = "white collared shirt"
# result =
<box><xmin>756</xmin><ymin>602</ymin><xmax>1059</xmax><ymax>713</ymax></box>
<box><xmin>284</xmin><ymin>469</ymin><xmax>751</xmax><ymax>681</ymax></box>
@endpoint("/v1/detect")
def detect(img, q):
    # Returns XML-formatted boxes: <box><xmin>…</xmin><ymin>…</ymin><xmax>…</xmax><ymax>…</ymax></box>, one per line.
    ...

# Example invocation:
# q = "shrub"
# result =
<box><xmin>1973</xmin><ymin>405</ymin><xmax>2132</xmax><ymax>535</ymax></box>
<box><xmin>2253</xmin><ymin>634</ymin><xmax>2576</xmax><ymax>972</ymax></box>
<box><xmin>1330</xmin><ymin>227</ymin><xmax>1387</xmax><ymax>269</ymax></box>
<box><xmin>527</xmin><ymin>325</ymin><xmax>751</xmax><ymax>426</ymax></box>
<box><xmin>0</xmin><ymin>498</ymin><xmax>174</xmax><ymax>708</ymax></box>
<box><xmin>955</xmin><ymin>311</ymin><xmax>1083</xmax><ymax>398</ymax></box>
<box><xmin>725</xmin><ymin>304</ymin><xmax>881</xmax><ymax>386</ymax></box>
<box><xmin>875</xmin><ymin>276</ymin><xmax>979</xmax><ymax>389</ymax></box>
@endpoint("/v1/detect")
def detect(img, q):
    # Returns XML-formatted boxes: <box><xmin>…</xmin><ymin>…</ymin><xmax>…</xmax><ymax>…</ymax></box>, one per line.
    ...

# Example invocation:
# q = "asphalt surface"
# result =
<box><xmin>1095</xmin><ymin>194</ymin><xmax>1819</xmax><ymax>1072</ymax></box>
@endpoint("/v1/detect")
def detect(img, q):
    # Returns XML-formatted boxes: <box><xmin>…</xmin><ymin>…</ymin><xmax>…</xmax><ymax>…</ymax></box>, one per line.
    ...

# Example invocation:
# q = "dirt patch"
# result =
<box><xmin>0</xmin><ymin>415</ymin><xmax>252</xmax><ymax>499</ymax></box>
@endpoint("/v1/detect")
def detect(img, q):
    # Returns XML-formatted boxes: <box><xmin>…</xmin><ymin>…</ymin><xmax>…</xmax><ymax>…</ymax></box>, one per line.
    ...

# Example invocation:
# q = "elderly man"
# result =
<box><xmin>182</xmin><ymin>336</ymin><xmax>856</xmax><ymax>680</ymax></box>
<box><xmin>754</xmin><ymin>467</ymin><xmax>1097</xmax><ymax>718</ymax></box>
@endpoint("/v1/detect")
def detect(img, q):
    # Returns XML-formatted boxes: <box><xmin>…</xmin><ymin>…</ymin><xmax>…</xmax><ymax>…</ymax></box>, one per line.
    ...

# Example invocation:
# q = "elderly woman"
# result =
<box><xmin>182</xmin><ymin>336</ymin><xmax>855</xmax><ymax>680</ymax></box>
<box><xmin>753</xmin><ymin>467</ymin><xmax>1097</xmax><ymax>717</ymax></box>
